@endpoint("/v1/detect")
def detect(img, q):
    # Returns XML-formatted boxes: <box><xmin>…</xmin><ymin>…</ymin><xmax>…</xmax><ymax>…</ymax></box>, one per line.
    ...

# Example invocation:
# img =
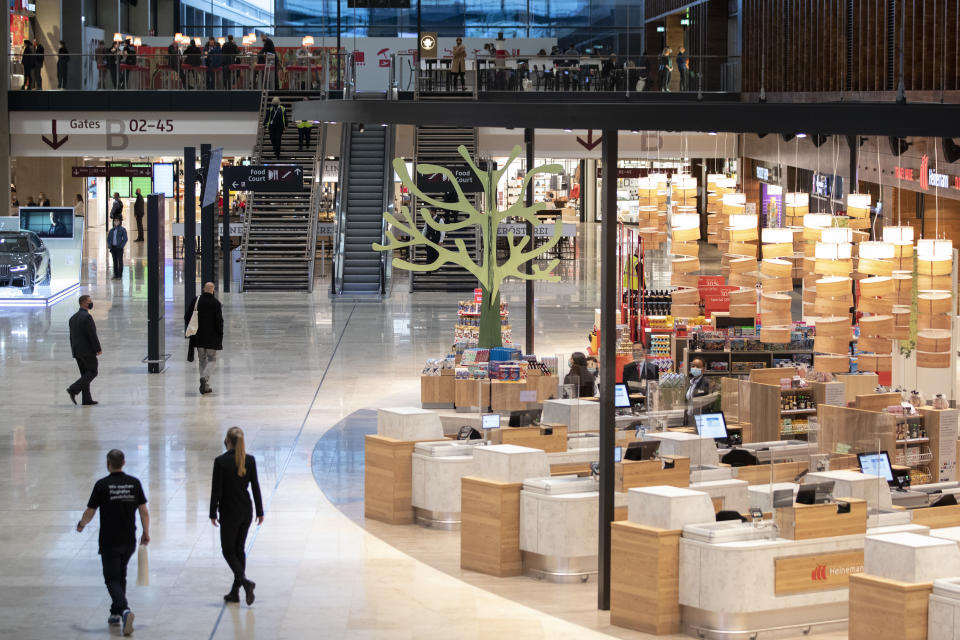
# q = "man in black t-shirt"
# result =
<box><xmin>77</xmin><ymin>449</ymin><xmax>149</xmax><ymax>636</ymax></box>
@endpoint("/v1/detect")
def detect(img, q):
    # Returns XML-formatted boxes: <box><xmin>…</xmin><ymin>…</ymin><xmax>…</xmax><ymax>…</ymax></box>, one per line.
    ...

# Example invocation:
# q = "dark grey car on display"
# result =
<box><xmin>0</xmin><ymin>231</ymin><xmax>51</xmax><ymax>292</ymax></box>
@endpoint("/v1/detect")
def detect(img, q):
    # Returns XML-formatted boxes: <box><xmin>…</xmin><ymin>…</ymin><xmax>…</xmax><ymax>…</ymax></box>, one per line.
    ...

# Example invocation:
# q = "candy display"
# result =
<box><xmin>455</xmin><ymin>300</ymin><xmax>512</xmax><ymax>347</ymax></box>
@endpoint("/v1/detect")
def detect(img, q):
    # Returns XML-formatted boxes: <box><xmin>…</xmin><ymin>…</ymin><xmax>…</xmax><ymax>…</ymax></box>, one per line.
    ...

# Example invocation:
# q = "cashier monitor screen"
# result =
<box><xmin>858</xmin><ymin>451</ymin><xmax>894</xmax><ymax>483</ymax></box>
<box><xmin>614</xmin><ymin>383</ymin><xmax>631</xmax><ymax>408</ymax></box>
<box><xmin>695</xmin><ymin>413</ymin><xmax>728</xmax><ymax>440</ymax></box>
<box><xmin>481</xmin><ymin>414</ymin><xmax>500</xmax><ymax>430</ymax></box>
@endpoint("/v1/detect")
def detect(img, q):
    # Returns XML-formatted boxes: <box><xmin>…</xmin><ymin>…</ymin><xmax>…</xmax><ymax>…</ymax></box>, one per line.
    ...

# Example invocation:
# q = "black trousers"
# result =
<box><xmin>298</xmin><ymin>127</ymin><xmax>311</xmax><ymax>150</ymax></box>
<box><xmin>69</xmin><ymin>355</ymin><xmax>98</xmax><ymax>403</ymax></box>
<box><xmin>135</xmin><ymin>214</ymin><xmax>144</xmax><ymax>241</ymax></box>
<box><xmin>222</xmin><ymin>68</ymin><xmax>232</xmax><ymax>89</ymax></box>
<box><xmin>270</xmin><ymin>132</ymin><xmax>282</xmax><ymax>159</ymax></box>
<box><xmin>101</xmin><ymin>544</ymin><xmax>136</xmax><ymax>615</ymax></box>
<box><xmin>110</xmin><ymin>247</ymin><xmax>124</xmax><ymax>278</ymax></box>
<box><xmin>220</xmin><ymin>518</ymin><xmax>251</xmax><ymax>589</ymax></box>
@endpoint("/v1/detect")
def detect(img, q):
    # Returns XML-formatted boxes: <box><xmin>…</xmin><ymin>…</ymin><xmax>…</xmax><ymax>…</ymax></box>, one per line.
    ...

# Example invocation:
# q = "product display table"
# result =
<box><xmin>541</xmin><ymin>399</ymin><xmax>599</xmax><ymax>433</ymax></box>
<box><xmin>377</xmin><ymin>406</ymin><xmax>444</xmax><ymax>441</ymax></box>
<box><xmin>928</xmin><ymin>578</ymin><xmax>960</xmax><ymax>640</ymax></box>
<box><xmin>460</xmin><ymin>445</ymin><xmax>550</xmax><ymax>578</ymax></box>
<box><xmin>850</xmin><ymin>532</ymin><xmax>960</xmax><ymax>640</ymax></box>
<box><xmin>690</xmin><ymin>479</ymin><xmax>749</xmax><ymax>514</ymax></box>
<box><xmin>680</xmin><ymin>532</ymin><xmax>868</xmax><ymax>638</ymax></box>
<box><xmin>519</xmin><ymin>476</ymin><xmax>630</xmax><ymax>582</ymax></box>
<box><xmin>649</xmin><ymin>432</ymin><xmax>720</xmax><ymax>467</ymax></box>
<box><xmin>806</xmin><ymin>469</ymin><xmax>893</xmax><ymax>510</ymax></box>
<box><xmin>411</xmin><ymin>442</ymin><xmax>476</xmax><ymax>529</ymax></box>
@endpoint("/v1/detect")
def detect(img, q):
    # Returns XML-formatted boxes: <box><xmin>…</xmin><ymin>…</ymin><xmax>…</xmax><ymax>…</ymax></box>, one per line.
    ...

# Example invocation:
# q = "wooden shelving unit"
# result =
<box><xmin>684</xmin><ymin>349</ymin><xmax>814</xmax><ymax>378</ymax></box>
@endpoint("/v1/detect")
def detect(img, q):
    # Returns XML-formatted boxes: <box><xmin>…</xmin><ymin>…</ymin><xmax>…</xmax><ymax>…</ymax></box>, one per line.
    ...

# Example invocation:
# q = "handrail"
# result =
<box><xmin>239</xmin><ymin>78</ymin><xmax>270</xmax><ymax>292</ymax></box>
<box><xmin>379</xmin><ymin>125</ymin><xmax>396</xmax><ymax>296</ymax></box>
<box><xmin>330</xmin><ymin>123</ymin><xmax>352</xmax><ymax>295</ymax></box>
<box><xmin>305</xmin><ymin>121</ymin><xmax>327</xmax><ymax>293</ymax></box>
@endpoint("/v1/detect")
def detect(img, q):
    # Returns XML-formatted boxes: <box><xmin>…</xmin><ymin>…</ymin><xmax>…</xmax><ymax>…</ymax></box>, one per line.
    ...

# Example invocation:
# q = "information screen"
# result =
<box><xmin>614</xmin><ymin>383</ymin><xmax>631</xmax><ymax>408</ymax></box>
<box><xmin>19</xmin><ymin>207</ymin><xmax>75</xmax><ymax>238</ymax></box>
<box><xmin>153</xmin><ymin>163</ymin><xmax>175</xmax><ymax>197</ymax></box>
<box><xmin>858</xmin><ymin>452</ymin><xmax>894</xmax><ymax>482</ymax></box>
<box><xmin>481</xmin><ymin>414</ymin><xmax>500</xmax><ymax>430</ymax></box>
<box><xmin>695</xmin><ymin>412</ymin><xmax>728</xmax><ymax>439</ymax></box>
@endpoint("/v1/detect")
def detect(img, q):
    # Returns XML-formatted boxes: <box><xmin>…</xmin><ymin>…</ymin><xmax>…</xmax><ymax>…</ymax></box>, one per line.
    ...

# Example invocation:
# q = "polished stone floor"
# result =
<box><xmin>0</xmin><ymin>226</ymin><xmax>845</xmax><ymax>639</ymax></box>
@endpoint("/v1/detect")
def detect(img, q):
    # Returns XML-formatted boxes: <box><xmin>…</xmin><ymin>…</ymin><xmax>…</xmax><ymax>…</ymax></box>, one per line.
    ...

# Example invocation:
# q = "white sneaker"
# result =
<box><xmin>122</xmin><ymin>609</ymin><xmax>135</xmax><ymax>636</ymax></box>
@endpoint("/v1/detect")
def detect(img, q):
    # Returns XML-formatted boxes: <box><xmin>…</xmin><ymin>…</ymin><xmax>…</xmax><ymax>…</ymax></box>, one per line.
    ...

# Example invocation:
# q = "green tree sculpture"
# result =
<box><xmin>373</xmin><ymin>144</ymin><xmax>564</xmax><ymax>348</ymax></box>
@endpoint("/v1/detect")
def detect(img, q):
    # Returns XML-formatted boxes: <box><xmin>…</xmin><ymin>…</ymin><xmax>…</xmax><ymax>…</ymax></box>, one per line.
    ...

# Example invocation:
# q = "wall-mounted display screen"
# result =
<box><xmin>153</xmin><ymin>163</ymin><xmax>175</xmax><ymax>197</ymax></box>
<box><xmin>19</xmin><ymin>207</ymin><xmax>75</xmax><ymax>238</ymax></box>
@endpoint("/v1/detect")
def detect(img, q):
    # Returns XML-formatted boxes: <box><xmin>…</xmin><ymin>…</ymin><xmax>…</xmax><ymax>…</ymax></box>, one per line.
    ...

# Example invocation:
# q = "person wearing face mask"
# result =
<box><xmin>686</xmin><ymin>358</ymin><xmax>712</xmax><ymax>423</ymax></box>
<box><xmin>67</xmin><ymin>295</ymin><xmax>102</xmax><ymax>405</ymax></box>
<box><xmin>563</xmin><ymin>351</ymin><xmax>596</xmax><ymax>398</ymax></box>
<box><xmin>586</xmin><ymin>356</ymin><xmax>600</xmax><ymax>393</ymax></box>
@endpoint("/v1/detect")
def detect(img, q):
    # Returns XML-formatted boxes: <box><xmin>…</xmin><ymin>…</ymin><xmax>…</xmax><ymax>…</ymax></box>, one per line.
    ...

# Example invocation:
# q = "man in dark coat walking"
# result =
<box><xmin>67</xmin><ymin>295</ymin><xmax>102</xmax><ymax>405</ymax></box>
<box><xmin>266</xmin><ymin>96</ymin><xmax>286</xmax><ymax>160</ymax></box>
<box><xmin>133</xmin><ymin>188</ymin><xmax>145</xmax><ymax>241</ymax></box>
<box><xmin>185</xmin><ymin>282</ymin><xmax>224</xmax><ymax>395</ymax></box>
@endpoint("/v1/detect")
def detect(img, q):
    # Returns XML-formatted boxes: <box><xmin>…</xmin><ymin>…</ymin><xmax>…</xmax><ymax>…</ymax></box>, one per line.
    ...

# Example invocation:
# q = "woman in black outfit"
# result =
<box><xmin>210</xmin><ymin>427</ymin><xmax>264</xmax><ymax>605</ymax></box>
<box><xmin>564</xmin><ymin>351</ymin><xmax>596</xmax><ymax>398</ymax></box>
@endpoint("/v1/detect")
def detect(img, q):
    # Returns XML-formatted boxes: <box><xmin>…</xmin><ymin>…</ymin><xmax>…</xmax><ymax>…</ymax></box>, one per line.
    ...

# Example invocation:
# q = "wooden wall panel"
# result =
<box><xmin>741</xmin><ymin>0</ymin><xmax>960</xmax><ymax>94</ymax></box>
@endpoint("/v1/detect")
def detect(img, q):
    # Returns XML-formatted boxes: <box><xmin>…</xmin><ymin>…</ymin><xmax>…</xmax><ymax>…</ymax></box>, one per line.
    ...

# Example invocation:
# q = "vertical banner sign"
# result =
<box><xmin>200</xmin><ymin>144</ymin><xmax>216</xmax><ymax>285</ymax></box>
<box><xmin>938</xmin><ymin>410</ymin><xmax>959</xmax><ymax>481</ymax></box>
<box><xmin>202</xmin><ymin>147</ymin><xmax>223</xmax><ymax>208</ymax></box>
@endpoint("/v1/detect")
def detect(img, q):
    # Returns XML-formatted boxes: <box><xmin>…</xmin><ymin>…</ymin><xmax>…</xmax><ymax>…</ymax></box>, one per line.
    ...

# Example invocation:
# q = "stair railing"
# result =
<box><xmin>379</xmin><ymin>125</ymin><xmax>396</xmax><ymax>296</ymax></box>
<box><xmin>305</xmin><ymin>122</ymin><xmax>327</xmax><ymax>293</ymax></box>
<box><xmin>330</xmin><ymin>124</ymin><xmax>353</xmax><ymax>295</ymax></box>
<box><xmin>239</xmin><ymin>87</ymin><xmax>272</xmax><ymax>292</ymax></box>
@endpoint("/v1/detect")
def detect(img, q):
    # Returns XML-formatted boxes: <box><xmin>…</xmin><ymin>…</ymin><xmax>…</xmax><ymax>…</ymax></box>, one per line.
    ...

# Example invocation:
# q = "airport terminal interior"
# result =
<box><xmin>4</xmin><ymin>1</ymin><xmax>960</xmax><ymax>639</ymax></box>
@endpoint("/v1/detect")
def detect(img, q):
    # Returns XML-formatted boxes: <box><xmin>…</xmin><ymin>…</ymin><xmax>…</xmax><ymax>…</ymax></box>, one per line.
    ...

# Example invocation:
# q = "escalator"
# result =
<box><xmin>331</xmin><ymin>123</ymin><xmax>395</xmax><ymax>296</ymax></box>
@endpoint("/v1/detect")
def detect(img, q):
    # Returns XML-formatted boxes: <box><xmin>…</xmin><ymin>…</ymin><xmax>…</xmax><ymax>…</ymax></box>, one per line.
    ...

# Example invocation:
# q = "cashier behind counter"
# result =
<box><xmin>622</xmin><ymin>344</ymin><xmax>659</xmax><ymax>398</ymax></box>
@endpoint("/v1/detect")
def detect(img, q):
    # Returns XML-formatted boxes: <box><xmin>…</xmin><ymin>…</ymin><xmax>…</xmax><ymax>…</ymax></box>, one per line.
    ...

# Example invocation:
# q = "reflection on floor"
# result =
<box><xmin>0</xmin><ymin>224</ymin><xmax>842</xmax><ymax>640</ymax></box>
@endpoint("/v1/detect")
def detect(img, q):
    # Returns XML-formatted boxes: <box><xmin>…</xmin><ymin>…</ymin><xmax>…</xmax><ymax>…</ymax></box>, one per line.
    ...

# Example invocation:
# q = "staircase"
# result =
<box><xmin>240</xmin><ymin>90</ymin><xmax>323</xmax><ymax>292</ymax></box>
<box><xmin>331</xmin><ymin>123</ymin><xmax>394</xmax><ymax>296</ymax></box>
<box><xmin>410</xmin><ymin>126</ymin><xmax>480</xmax><ymax>292</ymax></box>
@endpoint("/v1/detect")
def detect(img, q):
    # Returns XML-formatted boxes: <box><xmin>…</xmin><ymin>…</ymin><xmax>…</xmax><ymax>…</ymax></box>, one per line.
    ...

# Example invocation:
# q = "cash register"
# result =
<box><xmin>859</xmin><ymin>450</ymin><xmax>928</xmax><ymax>508</ymax></box>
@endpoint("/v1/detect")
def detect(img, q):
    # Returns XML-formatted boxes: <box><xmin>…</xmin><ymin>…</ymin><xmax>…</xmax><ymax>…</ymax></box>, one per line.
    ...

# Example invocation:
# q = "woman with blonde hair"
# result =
<box><xmin>210</xmin><ymin>427</ymin><xmax>264</xmax><ymax>605</ymax></box>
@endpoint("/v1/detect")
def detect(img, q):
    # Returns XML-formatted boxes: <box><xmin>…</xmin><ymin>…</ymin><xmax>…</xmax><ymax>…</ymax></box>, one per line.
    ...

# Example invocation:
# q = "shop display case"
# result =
<box><xmin>0</xmin><ymin>210</ymin><xmax>83</xmax><ymax>306</ymax></box>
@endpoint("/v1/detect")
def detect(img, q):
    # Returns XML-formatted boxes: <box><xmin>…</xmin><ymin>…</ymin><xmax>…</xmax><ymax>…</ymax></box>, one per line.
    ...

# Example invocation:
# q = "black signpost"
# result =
<box><xmin>222</xmin><ymin>165</ymin><xmax>303</xmax><ymax>192</ymax></box>
<box><xmin>200</xmin><ymin>144</ymin><xmax>215</xmax><ymax>285</ymax></box>
<box><xmin>146</xmin><ymin>194</ymin><xmax>166</xmax><ymax>373</ymax></box>
<box><xmin>184</xmin><ymin>147</ymin><xmax>197</xmax><ymax>307</ymax></box>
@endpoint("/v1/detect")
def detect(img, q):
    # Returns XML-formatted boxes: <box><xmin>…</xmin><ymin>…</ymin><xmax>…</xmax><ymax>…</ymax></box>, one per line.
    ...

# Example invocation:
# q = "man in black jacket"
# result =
<box><xmin>260</xmin><ymin>33</ymin><xmax>278</xmax><ymax>88</ymax></box>
<box><xmin>622</xmin><ymin>343</ymin><xmax>659</xmax><ymax>395</ymax></box>
<box><xmin>67</xmin><ymin>295</ymin><xmax>102</xmax><ymax>405</ymax></box>
<box><xmin>221</xmin><ymin>35</ymin><xmax>239</xmax><ymax>89</ymax></box>
<box><xmin>185</xmin><ymin>282</ymin><xmax>224</xmax><ymax>395</ymax></box>
<box><xmin>133</xmin><ymin>188</ymin><xmax>144</xmax><ymax>241</ymax></box>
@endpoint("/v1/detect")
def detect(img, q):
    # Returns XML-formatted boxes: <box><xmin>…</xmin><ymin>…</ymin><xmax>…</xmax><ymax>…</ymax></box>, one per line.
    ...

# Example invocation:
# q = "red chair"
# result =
<box><xmin>181</xmin><ymin>64</ymin><xmax>199</xmax><ymax>89</ymax></box>
<box><xmin>156</xmin><ymin>63</ymin><xmax>178</xmax><ymax>89</ymax></box>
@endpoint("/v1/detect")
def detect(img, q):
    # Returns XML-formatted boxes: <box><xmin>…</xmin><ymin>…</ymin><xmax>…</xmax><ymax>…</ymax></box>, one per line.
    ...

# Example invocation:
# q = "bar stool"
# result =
<box><xmin>180</xmin><ymin>64</ymin><xmax>198</xmax><ymax>89</ymax></box>
<box><xmin>230</xmin><ymin>64</ymin><xmax>249</xmax><ymax>89</ymax></box>
<box><xmin>119</xmin><ymin>63</ymin><xmax>138</xmax><ymax>89</ymax></box>
<box><xmin>97</xmin><ymin>63</ymin><xmax>109</xmax><ymax>89</ymax></box>
<box><xmin>156</xmin><ymin>63</ymin><xmax>175</xmax><ymax>89</ymax></box>
<box><xmin>287</xmin><ymin>65</ymin><xmax>308</xmax><ymax>90</ymax></box>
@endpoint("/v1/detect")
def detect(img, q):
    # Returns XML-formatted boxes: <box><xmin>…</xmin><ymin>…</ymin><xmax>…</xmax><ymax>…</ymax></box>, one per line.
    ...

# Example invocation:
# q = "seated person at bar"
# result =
<box><xmin>563</xmin><ymin>352</ymin><xmax>596</xmax><ymax>398</ymax></box>
<box><xmin>622</xmin><ymin>343</ymin><xmax>659</xmax><ymax>396</ymax></box>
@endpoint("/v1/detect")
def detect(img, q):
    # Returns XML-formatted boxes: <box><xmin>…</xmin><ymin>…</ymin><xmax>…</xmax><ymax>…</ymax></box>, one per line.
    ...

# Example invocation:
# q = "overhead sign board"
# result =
<box><xmin>72</xmin><ymin>165</ymin><xmax>153</xmax><ymax>178</ymax></box>
<box><xmin>416</xmin><ymin>163</ymin><xmax>487</xmax><ymax>194</ymax></box>
<box><xmin>222</xmin><ymin>165</ymin><xmax>304</xmax><ymax>192</ymax></box>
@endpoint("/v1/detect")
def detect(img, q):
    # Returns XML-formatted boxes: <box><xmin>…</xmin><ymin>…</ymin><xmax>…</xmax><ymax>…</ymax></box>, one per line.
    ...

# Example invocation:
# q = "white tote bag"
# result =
<box><xmin>185</xmin><ymin>296</ymin><xmax>200</xmax><ymax>338</ymax></box>
<box><xmin>136</xmin><ymin>544</ymin><xmax>149</xmax><ymax>586</ymax></box>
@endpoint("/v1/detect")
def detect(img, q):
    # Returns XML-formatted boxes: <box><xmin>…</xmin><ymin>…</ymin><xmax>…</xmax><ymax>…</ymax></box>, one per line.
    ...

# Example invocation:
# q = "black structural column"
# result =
<box><xmin>848</xmin><ymin>135</ymin><xmax>859</xmax><ymax>196</ymax></box>
<box><xmin>146</xmin><ymin>194</ymin><xmax>166</xmax><ymax>373</ymax></box>
<box><xmin>199</xmin><ymin>144</ymin><xmax>215</xmax><ymax>285</ymax></box>
<box><xmin>524</xmin><ymin>128</ymin><xmax>535</xmax><ymax>354</ymax></box>
<box><xmin>222</xmin><ymin>189</ymin><xmax>231</xmax><ymax>292</ymax></box>
<box><xmin>598</xmin><ymin>129</ymin><xmax>617</xmax><ymax>611</ymax></box>
<box><xmin>184</xmin><ymin>147</ymin><xmax>197</xmax><ymax>308</ymax></box>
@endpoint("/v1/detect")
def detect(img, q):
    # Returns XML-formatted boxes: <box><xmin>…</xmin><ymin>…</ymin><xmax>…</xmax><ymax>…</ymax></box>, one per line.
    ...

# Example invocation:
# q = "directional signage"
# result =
<box><xmin>415</xmin><ymin>162</ymin><xmax>488</xmax><ymax>194</ymax></box>
<box><xmin>222</xmin><ymin>165</ymin><xmax>304</xmax><ymax>192</ymax></box>
<box><xmin>72</xmin><ymin>165</ymin><xmax>153</xmax><ymax>178</ymax></box>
